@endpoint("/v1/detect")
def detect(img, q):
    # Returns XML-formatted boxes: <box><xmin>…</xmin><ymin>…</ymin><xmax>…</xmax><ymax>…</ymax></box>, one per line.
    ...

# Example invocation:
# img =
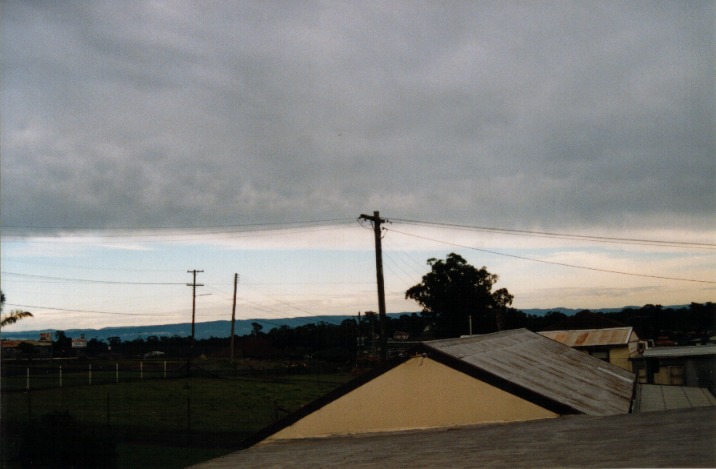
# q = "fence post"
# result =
<box><xmin>59</xmin><ymin>365</ymin><xmax>62</xmax><ymax>388</ymax></box>
<box><xmin>89</xmin><ymin>364</ymin><xmax>92</xmax><ymax>386</ymax></box>
<box><xmin>164</xmin><ymin>361</ymin><xmax>167</xmax><ymax>379</ymax></box>
<box><xmin>116</xmin><ymin>363</ymin><xmax>119</xmax><ymax>384</ymax></box>
<box><xmin>26</xmin><ymin>368</ymin><xmax>30</xmax><ymax>391</ymax></box>
<box><xmin>140</xmin><ymin>361</ymin><xmax>143</xmax><ymax>380</ymax></box>
<box><xmin>186</xmin><ymin>396</ymin><xmax>192</xmax><ymax>445</ymax></box>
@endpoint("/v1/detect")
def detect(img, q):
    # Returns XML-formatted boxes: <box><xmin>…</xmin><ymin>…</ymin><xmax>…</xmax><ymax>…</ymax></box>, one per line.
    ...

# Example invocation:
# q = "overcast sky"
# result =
<box><xmin>1</xmin><ymin>1</ymin><xmax>714</xmax><ymax>332</ymax></box>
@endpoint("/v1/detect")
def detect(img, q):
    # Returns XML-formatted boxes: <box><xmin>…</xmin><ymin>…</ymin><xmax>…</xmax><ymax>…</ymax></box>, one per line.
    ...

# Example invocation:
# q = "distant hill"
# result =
<box><xmin>0</xmin><ymin>306</ymin><xmax>692</xmax><ymax>341</ymax></box>
<box><xmin>1</xmin><ymin>314</ymin><xmax>404</xmax><ymax>342</ymax></box>
<box><xmin>520</xmin><ymin>305</ymin><xmax>691</xmax><ymax>316</ymax></box>
<box><xmin>521</xmin><ymin>307</ymin><xmax>635</xmax><ymax>316</ymax></box>
<box><xmin>2</xmin><ymin>313</ymin><xmax>420</xmax><ymax>342</ymax></box>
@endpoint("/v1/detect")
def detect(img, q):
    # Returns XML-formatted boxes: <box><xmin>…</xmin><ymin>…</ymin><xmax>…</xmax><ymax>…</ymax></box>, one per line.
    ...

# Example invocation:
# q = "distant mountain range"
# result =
<box><xmin>1</xmin><ymin>306</ymin><xmax>689</xmax><ymax>341</ymax></box>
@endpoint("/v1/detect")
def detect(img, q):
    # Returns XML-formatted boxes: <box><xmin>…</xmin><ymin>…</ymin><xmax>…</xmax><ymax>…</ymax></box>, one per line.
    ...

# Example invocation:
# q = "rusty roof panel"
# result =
<box><xmin>538</xmin><ymin>327</ymin><xmax>634</xmax><ymax>347</ymax></box>
<box><xmin>426</xmin><ymin>329</ymin><xmax>634</xmax><ymax>416</ymax></box>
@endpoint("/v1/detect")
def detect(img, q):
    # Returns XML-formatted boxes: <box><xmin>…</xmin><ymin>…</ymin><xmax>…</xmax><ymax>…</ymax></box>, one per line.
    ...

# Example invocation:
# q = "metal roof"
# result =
<box><xmin>538</xmin><ymin>327</ymin><xmax>635</xmax><ymax>347</ymax></box>
<box><xmin>425</xmin><ymin>329</ymin><xmax>635</xmax><ymax>416</ymax></box>
<box><xmin>642</xmin><ymin>344</ymin><xmax>716</xmax><ymax>358</ymax></box>
<box><xmin>633</xmin><ymin>384</ymin><xmax>716</xmax><ymax>413</ymax></box>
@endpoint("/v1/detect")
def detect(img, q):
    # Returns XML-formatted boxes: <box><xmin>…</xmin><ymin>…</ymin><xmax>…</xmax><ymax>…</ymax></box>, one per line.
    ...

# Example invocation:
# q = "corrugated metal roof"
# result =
<box><xmin>425</xmin><ymin>329</ymin><xmax>635</xmax><ymax>416</ymax></box>
<box><xmin>634</xmin><ymin>384</ymin><xmax>716</xmax><ymax>412</ymax></box>
<box><xmin>538</xmin><ymin>327</ymin><xmax>634</xmax><ymax>347</ymax></box>
<box><xmin>642</xmin><ymin>344</ymin><xmax>716</xmax><ymax>358</ymax></box>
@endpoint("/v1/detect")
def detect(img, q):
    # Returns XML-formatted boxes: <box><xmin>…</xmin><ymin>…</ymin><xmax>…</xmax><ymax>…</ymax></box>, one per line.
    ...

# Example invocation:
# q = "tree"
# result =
<box><xmin>0</xmin><ymin>310</ymin><xmax>34</xmax><ymax>328</ymax></box>
<box><xmin>405</xmin><ymin>253</ymin><xmax>514</xmax><ymax>338</ymax></box>
<box><xmin>54</xmin><ymin>330</ymin><xmax>72</xmax><ymax>357</ymax></box>
<box><xmin>0</xmin><ymin>290</ymin><xmax>34</xmax><ymax>328</ymax></box>
<box><xmin>251</xmin><ymin>322</ymin><xmax>264</xmax><ymax>336</ymax></box>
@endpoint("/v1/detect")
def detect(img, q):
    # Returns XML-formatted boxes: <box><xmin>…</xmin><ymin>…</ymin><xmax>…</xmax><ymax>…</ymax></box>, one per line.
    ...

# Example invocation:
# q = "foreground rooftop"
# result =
<box><xmin>189</xmin><ymin>407</ymin><xmax>715</xmax><ymax>468</ymax></box>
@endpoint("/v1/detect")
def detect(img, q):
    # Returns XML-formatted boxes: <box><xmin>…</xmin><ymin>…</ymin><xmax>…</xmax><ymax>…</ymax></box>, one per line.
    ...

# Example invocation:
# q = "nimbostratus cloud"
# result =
<box><xmin>2</xmin><ymin>1</ymin><xmax>714</xmax><ymax>234</ymax></box>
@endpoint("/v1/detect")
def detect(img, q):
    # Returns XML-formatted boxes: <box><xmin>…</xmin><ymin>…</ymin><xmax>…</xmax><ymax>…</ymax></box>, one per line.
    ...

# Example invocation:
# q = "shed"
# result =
<box><xmin>538</xmin><ymin>326</ymin><xmax>642</xmax><ymax>371</ymax></box>
<box><xmin>631</xmin><ymin>344</ymin><xmax>716</xmax><ymax>392</ymax></box>
<box><xmin>247</xmin><ymin>329</ymin><xmax>635</xmax><ymax>444</ymax></box>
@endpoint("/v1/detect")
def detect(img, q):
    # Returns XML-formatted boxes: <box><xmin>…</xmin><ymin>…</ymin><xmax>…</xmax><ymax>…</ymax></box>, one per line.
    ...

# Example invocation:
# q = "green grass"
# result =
<box><xmin>1</xmin><ymin>368</ymin><xmax>353</xmax><ymax>468</ymax></box>
<box><xmin>116</xmin><ymin>444</ymin><xmax>230</xmax><ymax>469</ymax></box>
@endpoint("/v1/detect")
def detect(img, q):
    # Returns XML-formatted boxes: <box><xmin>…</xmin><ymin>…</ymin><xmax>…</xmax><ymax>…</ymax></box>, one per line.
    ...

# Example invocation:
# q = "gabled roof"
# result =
<box><xmin>423</xmin><ymin>329</ymin><xmax>635</xmax><ymax>416</ymax></box>
<box><xmin>538</xmin><ymin>327</ymin><xmax>636</xmax><ymax>347</ymax></box>
<box><xmin>242</xmin><ymin>329</ymin><xmax>635</xmax><ymax>448</ymax></box>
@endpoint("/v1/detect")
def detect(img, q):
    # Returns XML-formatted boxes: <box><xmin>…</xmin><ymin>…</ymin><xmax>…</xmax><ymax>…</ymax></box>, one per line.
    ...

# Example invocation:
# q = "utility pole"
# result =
<box><xmin>359</xmin><ymin>211</ymin><xmax>388</xmax><ymax>362</ymax></box>
<box><xmin>186</xmin><ymin>270</ymin><xmax>204</xmax><ymax>354</ymax></box>
<box><xmin>230</xmin><ymin>273</ymin><xmax>239</xmax><ymax>363</ymax></box>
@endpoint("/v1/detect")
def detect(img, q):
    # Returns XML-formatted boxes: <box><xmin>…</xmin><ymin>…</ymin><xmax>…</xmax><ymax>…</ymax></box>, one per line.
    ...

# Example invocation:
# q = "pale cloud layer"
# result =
<box><xmin>2</xmin><ymin>1</ymin><xmax>714</xmax><ymax>235</ymax></box>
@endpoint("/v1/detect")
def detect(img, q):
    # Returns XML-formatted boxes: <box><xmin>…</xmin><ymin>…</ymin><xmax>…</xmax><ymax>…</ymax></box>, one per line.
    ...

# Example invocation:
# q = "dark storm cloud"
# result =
<box><xmin>2</xmin><ymin>1</ymin><xmax>713</xmax><ymax>233</ymax></box>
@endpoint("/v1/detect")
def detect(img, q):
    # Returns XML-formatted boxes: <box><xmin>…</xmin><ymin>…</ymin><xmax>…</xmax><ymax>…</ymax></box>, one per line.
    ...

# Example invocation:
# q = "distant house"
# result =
<box><xmin>1</xmin><ymin>334</ymin><xmax>53</xmax><ymax>359</ymax></box>
<box><xmin>246</xmin><ymin>329</ymin><xmax>634</xmax><ymax>444</ymax></box>
<box><xmin>539</xmin><ymin>326</ymin><xmax>644</xmax><ymax>371</ymax></box>
<box><xmin>631</xmin><ymin>344</ymin><xmax>716</xmax><ymax>393</ymax></box>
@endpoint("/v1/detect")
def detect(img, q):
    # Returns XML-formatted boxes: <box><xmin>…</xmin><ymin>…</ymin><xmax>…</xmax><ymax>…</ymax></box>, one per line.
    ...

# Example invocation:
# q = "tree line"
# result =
<box><xmin>4</xmin><ymin>254</ymin><xmax>714</xmax><ymax>362</ymax></box>
<box><xmin>43</xmin><ymin>301</ymin><xmax>713</xmax><ymax>363</ymax></box>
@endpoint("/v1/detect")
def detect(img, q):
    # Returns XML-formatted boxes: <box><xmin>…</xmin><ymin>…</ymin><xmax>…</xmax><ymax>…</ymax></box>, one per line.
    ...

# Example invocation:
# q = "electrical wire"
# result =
<box><xmin>4</xmin><ymin>303</ymin><xmax>164</xmax><ymax>316</ymax></box>
<box><xmin>2</xmin><ymin>272</ymin><xmax>185</xmax><ymax>285</ymax></box>
<box><xmin>390</xmin><ymin>218</ymin><xmax>716</xmax><ymax>250</ymax></box>
<box><xmin>386</xmin><ymin>227</ymin><xmax>716</xmax><ymax>285</ymax></box>
<box><xmin>1</xmin><ymin>219</ymin><xmax>356</xmax><ymax>237</ymax></box>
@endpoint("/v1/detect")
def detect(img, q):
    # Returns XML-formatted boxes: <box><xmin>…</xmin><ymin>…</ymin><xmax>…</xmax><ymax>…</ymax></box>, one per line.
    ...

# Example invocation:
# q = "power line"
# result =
<box><xmin>1</xmin><ymin>218</ymin><xmax>356</xmax><ymax>236</ymax></box>
<box><xmin>391</xmin><ymin>218</ymin><xmax>716</xmax><ymax>250</ymax></box>
<box><xmin>2</xmin><ymin>272</ymin><xmax>185</xmax><ymax>285</ymax></box>
<box><xmin>2</xmin><ymin>268</ymin><xmax>372</xmax><ymax>286</ymax></box>
<box><xmin>241</xmin><ymin>283</ymin><xmax>345</xmax><ymax>326</ymax></box>
<box><xmin>4</xmin><ymin>303</ymin><xmax>152</xmax><ymax>316</ymax></box>
<box><xmin>0</xmin><ymin>223</ymin><xmax>357</xmax><ymax>245</ymax></box>
<box><xmin>386</xmin><ymin>227</ymin><xmax>716</xmax><ymax>285</ymax></box>
<box><xmin>3</xmin><ymin>258</ymin><xmax>179</xmax><ymax>273</ymax></box>
<box><xmin>203</xmin><ymin>284</ymin><xmax>344</xmax><ymax>327</ymax></box>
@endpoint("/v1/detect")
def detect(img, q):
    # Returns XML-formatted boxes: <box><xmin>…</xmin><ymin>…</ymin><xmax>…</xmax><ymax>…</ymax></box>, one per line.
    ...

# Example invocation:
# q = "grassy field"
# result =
<box><xmin>1</xmin><ymin>360</ymin><xmax>354</xmax><ymax>468</ymax></box>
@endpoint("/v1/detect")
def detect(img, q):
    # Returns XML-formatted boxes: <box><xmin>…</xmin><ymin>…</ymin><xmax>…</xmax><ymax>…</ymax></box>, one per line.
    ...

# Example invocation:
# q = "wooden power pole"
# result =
<box><xmin>359</xmin><ymin>211</ymin><xmax>388</xmax><ymax>362</ymax></box>
<box><xmin>187</xmin><ymin>269</ymin><xmax>204</xmax><ymax>349</ymax></box>
<box><xmin>230</xmin><ymin>273</ymin><xmax>239</xmax><ymax>363</ymax></box>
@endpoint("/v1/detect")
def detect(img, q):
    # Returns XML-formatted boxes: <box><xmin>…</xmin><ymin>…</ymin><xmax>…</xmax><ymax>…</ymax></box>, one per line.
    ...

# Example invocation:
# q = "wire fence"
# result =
<box><xmin>1</xmin><ymin>359</ymin><xmax>329</xmax><ymax>392</ymax></box>
<box><xmin>2</xmin><ymin>361</ymin><xmax>184</xmax><ymax>391</ymax></box>
<box><xmin>1</xmin><ymin>360</ymin><xmax>352</xmax><ymax>451</ymax></box>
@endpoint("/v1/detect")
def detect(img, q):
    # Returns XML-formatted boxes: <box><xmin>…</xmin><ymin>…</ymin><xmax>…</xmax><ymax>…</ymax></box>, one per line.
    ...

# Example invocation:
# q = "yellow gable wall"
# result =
<box><xmin>608</xmin><ymin>346</ymin><xmax>633</xmax><ymax>371</ymax></box>
<box><xmin>267</xmin><ymin>356</ymin><xmax>558</xmax><ymax>441</ymax></box>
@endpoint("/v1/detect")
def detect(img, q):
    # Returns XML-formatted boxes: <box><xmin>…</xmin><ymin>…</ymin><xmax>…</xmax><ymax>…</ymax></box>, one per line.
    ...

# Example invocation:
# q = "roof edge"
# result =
<box><xmin>238</xmin><ymin>355</ymin><xmax>411</xmax><ymax>449</ymax></box>
<box><xmin>417</xmin><ymin>342</ymin><xmax>582</xmax><ymax>416</ymax></box>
